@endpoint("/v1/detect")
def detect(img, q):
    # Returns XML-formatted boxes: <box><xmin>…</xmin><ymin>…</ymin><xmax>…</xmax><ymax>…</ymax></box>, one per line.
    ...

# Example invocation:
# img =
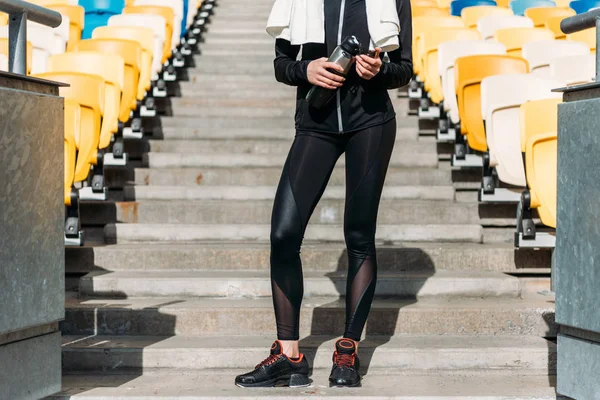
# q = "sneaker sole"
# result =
<box><xmin>236</xmin><ymin>374</ymin><xmax>311</xmax><ymax>388</ymax></box>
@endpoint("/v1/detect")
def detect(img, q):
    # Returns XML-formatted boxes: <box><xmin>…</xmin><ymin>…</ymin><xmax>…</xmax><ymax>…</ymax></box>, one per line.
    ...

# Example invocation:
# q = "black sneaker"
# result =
<box><xmin>235</xmin><ymin>340</ymin><xmax>310</xmax><ymax>388</ymax></box>
<box><xmin>329</xmin><ymin>338</ymin><xmax>361</xmax><ymax>387</ymax></box>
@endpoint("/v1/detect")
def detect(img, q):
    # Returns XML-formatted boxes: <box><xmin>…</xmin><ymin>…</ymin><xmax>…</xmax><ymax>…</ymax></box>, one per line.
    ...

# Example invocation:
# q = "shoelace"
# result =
<box><xmin>255</xmin><ymin>353</ymin><xmax>281</xmax><ymax>369</ymax></box>
<box><xmin>333</xmin><ymin>351</ymin><xmax>355</xmax><ymax>368</ymax></box>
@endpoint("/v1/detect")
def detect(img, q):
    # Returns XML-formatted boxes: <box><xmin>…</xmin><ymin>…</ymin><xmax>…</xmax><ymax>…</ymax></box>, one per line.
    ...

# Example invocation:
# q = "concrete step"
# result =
<box><xmin>50</xmin><ymin>372</ymin><xmax>559</xmax><ymax>399</ymax></box>
<box><xmin>78</xmin><ymin>270</ymin><xmax>536</xmax><ymax>299</ymax></box>
<box><xmin>60</xmin><ymin>335</ymin><xmax>555</xmax><ymax>373</ymax></box>
<box><xmin>65</xmin><ymin>243</ymin><xmax>552</xmax><ymax>274</ymax></box>
<box><xmin>169</xmin><ymin>105</ymin><xmax>295</xmax><ymax>118</ymax></box>
<box><xmin>108</xmin><ymin>166</ymin><xmax>452</xmax><ymax>187</ymax></box>
<box><xmin>143</xmin><ymin>152</ymin><xmax>437</xmax><ymax>169</ymax></box>
<box><xmin>62</xmin><ymin>293</ymin><xmax>556</xmax><ymax>337</ymax></box>
<box><xmin>144</xmin><ymin>138</ymin><xmax>437</xmax><ymax>155</ymax></box>
<box><xmin>102</xmin><ymin>223</ymin><xmax>484</xmax><ymax>244</ymax></box>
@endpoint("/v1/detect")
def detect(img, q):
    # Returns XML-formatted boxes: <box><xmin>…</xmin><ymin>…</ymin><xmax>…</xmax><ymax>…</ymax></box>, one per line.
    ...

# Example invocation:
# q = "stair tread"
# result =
<box><xmin>52</xmin><ymin>372</ymin><xmax>558</xmax><ymax>399</ymax></box>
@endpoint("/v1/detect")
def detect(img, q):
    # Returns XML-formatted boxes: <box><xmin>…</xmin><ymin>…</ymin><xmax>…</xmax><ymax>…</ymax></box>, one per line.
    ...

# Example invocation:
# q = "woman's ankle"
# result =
<box><xmin>279</xmin><ymin>339</ymin><xmax>300</xmax><ymax>358</ymax></box>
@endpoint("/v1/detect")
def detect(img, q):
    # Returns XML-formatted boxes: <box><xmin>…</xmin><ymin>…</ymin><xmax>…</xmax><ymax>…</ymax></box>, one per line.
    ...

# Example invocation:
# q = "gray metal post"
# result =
<box><xmin>8</xmin><ymin>11</ymin><xmax>27</xmax><ymax>74</ymax></box>
<box><xmin>597</xmin><ymin>17</ymin><xmax>600</xmax><ymax>81</ymax></box>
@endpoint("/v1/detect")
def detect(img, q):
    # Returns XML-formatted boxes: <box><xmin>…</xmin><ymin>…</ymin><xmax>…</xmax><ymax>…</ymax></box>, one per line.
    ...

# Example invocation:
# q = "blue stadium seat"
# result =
<box><xmin>79</xmin><ymin>0</ymin><xmax>125</xmax><ymax>39</ymax></box>
<box><xmin>450</xmin><ymin>0</ymin><xmax>497</xmax><ymax>16</ymax></box>
<box><xmin>569</xmin><ymin>0</ymin><xmax>600</xmax><ymax>13</ymax></box>
<box><xmin>510</xmin><ymin>0</ymin><xmax>556</xmax><ymax>15</ymax></box>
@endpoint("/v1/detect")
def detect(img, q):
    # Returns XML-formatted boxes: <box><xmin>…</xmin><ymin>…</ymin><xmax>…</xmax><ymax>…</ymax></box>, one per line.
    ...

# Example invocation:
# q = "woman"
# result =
<box><xmin>235</xmin><ymin>0</ymin><xmax>413</xmax><ymax>388</ymax></box>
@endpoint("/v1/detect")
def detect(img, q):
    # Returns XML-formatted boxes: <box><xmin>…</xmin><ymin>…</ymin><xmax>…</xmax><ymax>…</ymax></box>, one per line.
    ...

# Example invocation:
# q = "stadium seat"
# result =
<box><xmin>0</xmin><ymin>38</ymin><xmax>33</xmax><ymax>73</ymax></box>
<box><xmin>421</xmin><ymin>28</ymin><xmax>482</xmax><ymax>104</ymax></box>
<box><xmin>413</xmin><ymin>16</ymin><xmax>464</xmax><ymax>77</ymax></box>
<box><xmin>567</xmin><ymin>27</ymin><xmax>597</xmax><ymax>51</ymax></box>
<box><xmin>108</xmin><ymin>14</ymin><xmax>166</xmax><ymax>72</ymax></box>
<box><xmin>131</xmin><ymin>0</ymin><xmax>183</xmax><ymax>44</ymax></box>
<box><xmin>63</xmin><ymin>99</ymin><xmax>80</xmax><ymax>206</ymax></box>
<box><xmin>522</xmin><ymin>40</ymin><xmax>590</xmax><ymax>76</ymax></box>
<box><xmin>413</xmin><ymin>6</ymin><xmax>452</xmax><ymax>17</ymax></box>
<box><xmin>412</xmin><ymin>0</ymin><xmax>440</xmax><ymax>6</ymax></box>
<box><xmin>477</xmin><ymin>15</ymin><xmax>534</xmax><ymax>40</ymax></box>
<box><xmin>123</xmin><ymin>5</ymin><xmax>175</xmax><ymax>60</ymax></box>
<box><xmin>550</xmin><ymin>53</ymin><xmax>595</xmax><ymax>84</ymax></box>
<box><xmin>450</xmin><ymin>0</ymin><xmax>497</xmax><ymax>16</ymax></box>
<box><xmin>438</xmin><ymin>40</ymin><xmax>506</xmax><ymax>125</ymax></box>
<box><xmin>510</xmin><ymin>0</ymin><xmax>557</xmax><ymax>15</ymax></box>
<box><xmin>76</xmin><ymin>38</ymin><xmax>142</xmax><ymax>122</ymax></box>
<box><xmin>545</xmin><ymin>15</ymin><xmax>571</xmax><ymax>38</ymax></box>
<box><xmin>521</xmin><ymin>97</ymin><xmax>561</xmax><ymax>228</ymax></box>
<box><xmin>48</xmin><ymin>52</ymin><xmax>125</xmax><ymax>150</ymax></box>
<box><xmin>92</xmin><ymin>26</ymin><xmax>154</xmax><ymax>99</ymax></box>
<box><xmin>0</xmin><ymin>13</ymin><xmax>6</xmax><ymax>25</ymax></box>
<box><xmin>480</xmin><ymin>73</ymin><xmax>561</xmax><ymax>187</ymax></box>
<box><xmin>0</xmin><ymin>24</ymin><xmax>54</xmax><ymax>73</ymax></box>
<box><xmin>569</xmin><ymin>0</ymin><xmax>600</xmax><ymax>13</ymax></box>
<box><xmin>0</xmin><ymin>53</ymin><xmax>6</xmax><ymax>71</ymax></box>
<box><xmin>524</xmin><ymin>6</ymin><xmax>575</xmax><ymax>26</ymax></box>
<box><xmin>35</xmin><ymin>71</ymin><xmax>105</xmax><ymax>183</ymax></box>
<box><xmin>454</xmin><ymin>54</ymin><xmax>529</xmax><ymax>152</ymax></box>
<box><xmin>493</xmin><ymin>27</ymin><xmax>555</xmax><ymax>56</ymax></box>
<box><xmin>79</xmin><ymin>0</ymin><xmax>125</xmax><ymax>39</ymax></box>
<box><xmin>461</xmin><ymin>5</ymin><xmax>513</xmax><ymax>28</ymax></box>
<box><xmin>45</xmin><ymin>4</ymin><xmax>85</xmax><ymax>51</ymax></box>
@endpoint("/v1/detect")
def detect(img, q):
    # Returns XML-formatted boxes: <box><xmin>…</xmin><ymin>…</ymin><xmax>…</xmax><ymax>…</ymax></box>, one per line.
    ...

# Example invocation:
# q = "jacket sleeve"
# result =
<box><xmin>370</xmin><ymin>0</ymin><xmax>413</xmax><ymax>90</ymax></box>
<box><xmin>274</xmin><ymin>38</ymin><xmax>312</xmax><ymax>86</ymax></box>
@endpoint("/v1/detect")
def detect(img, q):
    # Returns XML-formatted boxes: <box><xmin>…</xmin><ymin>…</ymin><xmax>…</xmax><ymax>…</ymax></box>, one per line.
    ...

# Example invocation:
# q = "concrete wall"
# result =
<box><xmin>0</xmin><ymin>72</ymin><xmax>64</xmax><ymax>400</ymax></box>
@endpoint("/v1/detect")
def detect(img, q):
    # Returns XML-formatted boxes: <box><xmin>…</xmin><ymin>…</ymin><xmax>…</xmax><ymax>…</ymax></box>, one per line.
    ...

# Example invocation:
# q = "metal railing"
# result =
<box><xmin>561</xmin><ymin>8</ymin><xmax>600</xmax><ymax>82</ymax></box>
<box><xmin>0</xmin><ymin>0</ymin><xmax>61</xmax><ymax>74</ymax></box>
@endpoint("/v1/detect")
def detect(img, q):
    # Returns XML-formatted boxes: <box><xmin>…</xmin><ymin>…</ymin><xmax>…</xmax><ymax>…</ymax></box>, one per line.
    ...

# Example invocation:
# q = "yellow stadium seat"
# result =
<box><xmin>63</xmin><ymin>99</ymin><xmax>80</xmax><ymax>206</ymax></box>
<box><xmin>495</xmin><ymin>0</ymin><xmax>511</xmax><ymax>7</ymax></box>
<box><xmin>0</xmin><ymin>13</ymin><xmax>6</xmax><ymax>25</ymax></box>
<box><xmin>412</xmin><ymin>0</ymin><xmax>439</xmax><ymax>6</ymax></box>
<box><xmin>437</xmin><ymin>0</ymin><xmax>452</xmax><ymax>9</ymax></box>
<box><xmin>461</xmin><ymin>6</ymin><xmax>513</xmax><ymax>28</ymax></box>
<box><xmin>92</xmin><ymin>26</ymin><xmax>154</xmax><ymax>100</ymax></box>
<box><xmin>454</xmin><ymin>54</ymin><xmax>529</xmax><ymax>152</ymax></box>
<box><xmin>568</xmin><ymin>28</ymin><xmax>597</xmax><ymax>52</ymax></box>
<box><xmin>48</xmin><ymin>52</ymin><xmax>125</xmax><ymax>150</ymax></box>
<box><xmin>525</xmin><ymin>7</ymin><xmax>575</xmax><ymax>27</ymax></box>
<box><xmin>123</xmin><ymin>5</ymin><xmax>174</xmax><ymax>62</ymax></box>
<box><xmin>0</xmin><ymin>38</ymin><xmax>33</xmax><ymax>74</ymax></box>
<box><xmin>76</xmin><ymin>38</ymin><xmax>142</xmax><ymax>121</ymax></box>
<box><xmin>545</xmin><ymin>15</ymin><xmax>569</xmax><ymax>39</ymax></box>
<box><xmin>46</xmin><ymin>4</ymin><xmax>85</xmax><ymax>51</ymax></box>
<box><xmin>35</xmin><ymin>71</ymin><xmax>105</xmax><ymax>183</ymax></box>
<box><xmin>421</xmin><ymin>28</ymin><xmax>481</xmax><ymax>104</ymax></box>
<box><xmin>413</xmin><ymin>16</ymin><xmax>464</xmax><ymax>76</ymax></box>
<box><xmin>494</xmin><ymin>27</ymin><xmax>555</xmax><ymax>57</ymax></box>
<box><xmin>521</xmin><ymin>98</ymin><xmax>561</xmax><ymax>227</ymax></box>
<box><xmin>413</xmin><ymin>6</ymin><xmax>451</xmax><ymax>18</ymax></box>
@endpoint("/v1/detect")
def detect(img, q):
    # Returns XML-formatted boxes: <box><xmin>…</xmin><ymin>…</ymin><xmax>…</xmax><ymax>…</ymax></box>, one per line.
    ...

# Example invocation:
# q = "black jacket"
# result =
<box><xmin>273</xmin><ymin>0</ymin><xmax>413</xmax><ymax>134</ymax></box>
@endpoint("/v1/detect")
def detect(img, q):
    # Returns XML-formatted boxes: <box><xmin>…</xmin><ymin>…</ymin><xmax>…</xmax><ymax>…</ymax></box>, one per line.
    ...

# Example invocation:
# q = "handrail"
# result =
<box><xmin>560</xmin><ymin>9</ymin><xmax>600</xmax><ymax>82</ymax></box>
<box><xmin>0</xmin><ymin>0</ymin><xmax>62</xmax><ymax>74</ymax></box>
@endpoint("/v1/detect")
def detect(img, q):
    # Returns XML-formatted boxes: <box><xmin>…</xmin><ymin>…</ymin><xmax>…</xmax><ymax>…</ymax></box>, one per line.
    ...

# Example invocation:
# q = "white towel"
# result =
<box><xmin>266</xmin><ymin>0</ymin><xmax>400</xmax><ymax>52</ymax></box>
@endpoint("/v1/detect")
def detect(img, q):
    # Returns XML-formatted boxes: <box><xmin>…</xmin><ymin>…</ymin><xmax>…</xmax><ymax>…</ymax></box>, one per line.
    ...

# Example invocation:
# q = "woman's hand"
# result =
<box><xmin>307</xmin><ymin>58</ymin><xmax>346</xmax><ymax>89</ymax></box>
<box><xmin>356</xmin><ymin>48</ymin><xmax>382</xmax><ymax>80</ymax></box>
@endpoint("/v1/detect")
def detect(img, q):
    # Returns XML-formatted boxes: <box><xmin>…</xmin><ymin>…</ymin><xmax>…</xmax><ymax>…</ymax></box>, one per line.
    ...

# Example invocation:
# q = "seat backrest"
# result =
<box><xmin>413</xmin><ymin>16</ymin><xmax>464</xmax><ymax>73</ymax></box>
<box><xmin>413</xmin><ymin>5</ymin><xmax>452</xmax><ymax>17</ymax></box>
<box><xmin>0</xmin><ymin>38</ymin><xmax>33</xmax><ymax>73</ymax></box>
<box><xmin>461</xmin><ymin>5</ymin><xmax>513</xmax><ymax>28</ymax></box>
<box><xmin>450</xmin><ymin>0</ymin><xmax>497</xmax><ymax>16</ymax></box>
<box><xmin>132</xmin><ymin>0</ymin><xmax>182</xmax><ymax>42</ymax></box>
<box><xmin>545</xmin><ymin>15</ymin><xmax>570</xmax><ymax>38</ymax></box>
<box><xmin>522</xmin><ymin>39</ymin><xmax>590</xmax><ymax>76</ymax></box>
<box><xmin>550</xmin><ymin>53</ymin><xmax>596</xmax><ymax>84</ymax></box>
<box><xmin>454</xmin><ymin>54</ymin><xmax>529</xmax><ymax>151</ymax></box>
<box><xmin>439</xmin><ymin>40</ymin><xmax>507</xmax><ymax>75</ymax></box>
<box><xmin>477</xmin><ymin>14</ymin><xmax>534</xmax><ymax>39</ymax></box>
<box><xmin>107</xmin><ymin>14</ymin><xmax>166</xmax><ymax>69</ymax></box>
<box><xmin>509</xmin><ymin>0</ymin><xmax>557</xmax><ymax>15</ymax></box>
<box><xmin>0</xmin><ymin>25</ymin><xmax>49</xmax><ymax>73</ymax></box>
<box><xmin>524</xmin><ymin>6</ymin><xmax>575</xmax><ymax>26</ymax></box>
<box><xmin>569</xmin><ymin>0</ymin><xmax>600</xmax><ymax>13</ymax></box>
<box><xmin>47</xmin><ymin>5</ymin><xmax>85</xmax><ymax>51</ymax></box>
<box><xmin>79</xmin><ymin>0</ymin><xmax>125</xmax><ymax>38</ymax></box>
<box><xmin>0</xmin><ymin>53</ymin><xmax>7</xmax><ymax>71</ymax></box>
<box><xmin>494</xmin><ymin>27</ymin><xmax>555</xmax><ymax>56</ymax></box>
<box><xmin>124</xmin><ymin>5</ymin><xmax>174</xmax><ymax>58</ymax></box>
<box><xmin>413</xmin><ymin>0</ymin><xmax>439</xmax><ymax>6</ymax></box>
<box><xmin>520</xmin><ymin>97</ymin><xmax>561</xmax><ymax>152</ymax></box>
<box><xmin>567</xmin><ymin>27</ymin><xmax>597</xmax><ymax>51</ymax></box>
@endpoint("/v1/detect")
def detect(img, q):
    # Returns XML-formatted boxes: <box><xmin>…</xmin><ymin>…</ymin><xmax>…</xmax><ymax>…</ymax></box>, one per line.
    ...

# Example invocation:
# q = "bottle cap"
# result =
<box><xmin>340</xmin><ymin>36</ymin><xmax>362</xmax><ymax>56</ymax></box>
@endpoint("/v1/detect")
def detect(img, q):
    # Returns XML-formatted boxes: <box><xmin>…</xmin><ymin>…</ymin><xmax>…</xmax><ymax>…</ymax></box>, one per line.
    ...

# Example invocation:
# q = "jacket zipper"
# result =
<box><xmin>336</xmin><ymin>0</ymin><xmax>346</xmax><ymax>133</ymax></box>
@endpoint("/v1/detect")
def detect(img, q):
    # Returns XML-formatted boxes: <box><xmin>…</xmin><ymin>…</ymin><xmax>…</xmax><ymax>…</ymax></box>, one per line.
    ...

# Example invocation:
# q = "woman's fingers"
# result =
<box><xmin>317</xmin><ymin>75</ymin><xmax>343</xmax><ymax>89</ymax></box>
<box><xmin>321</xmin><ymin>69</ymin><xmax>345</xmax><ymax>83</ymax></box>
<box><xmin>315</xmin><ymin>78</ymin><xmax>339</xmax><ymax>89</ymax></box>
<box><xmin>324</xmin><ymin>61</ymin><xmax>345</xmax><ymax>73</ymax></box>
<box><xmin>356</xmin><ymin>60</ymin><xmax>374</xmax><ymax>79</ymax></box>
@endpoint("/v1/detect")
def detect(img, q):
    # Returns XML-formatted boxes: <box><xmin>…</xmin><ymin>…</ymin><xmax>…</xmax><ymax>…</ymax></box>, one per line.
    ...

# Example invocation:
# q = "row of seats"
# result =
<box><xmin>408</xmin><ymin>1</ymin><xmax>587</xmax><ymax>248</ymax></box>
<box><xmin>0</xmin><ymin>0</ymin><xmax>212</xmax><ymax>245</ymax></box>
<box><xmin>415</xmin><ymin>0</ymin><xmax>600</xmax><ymax>15</ymax></box>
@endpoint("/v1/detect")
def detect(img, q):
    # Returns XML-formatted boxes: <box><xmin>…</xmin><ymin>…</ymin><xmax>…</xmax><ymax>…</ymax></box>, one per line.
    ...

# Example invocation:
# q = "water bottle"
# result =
<box><xmin>306</xmin><ymin>35</ymin><xmax>362</xmax><ymax>109</ymax></box>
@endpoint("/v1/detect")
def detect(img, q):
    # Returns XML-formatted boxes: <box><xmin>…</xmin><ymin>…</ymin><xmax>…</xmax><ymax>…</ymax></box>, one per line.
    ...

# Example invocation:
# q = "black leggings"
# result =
<box><xmin>270</xmin><ymin>119</ymin><xmax>396</xmax><ymax>341</ymax></box>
